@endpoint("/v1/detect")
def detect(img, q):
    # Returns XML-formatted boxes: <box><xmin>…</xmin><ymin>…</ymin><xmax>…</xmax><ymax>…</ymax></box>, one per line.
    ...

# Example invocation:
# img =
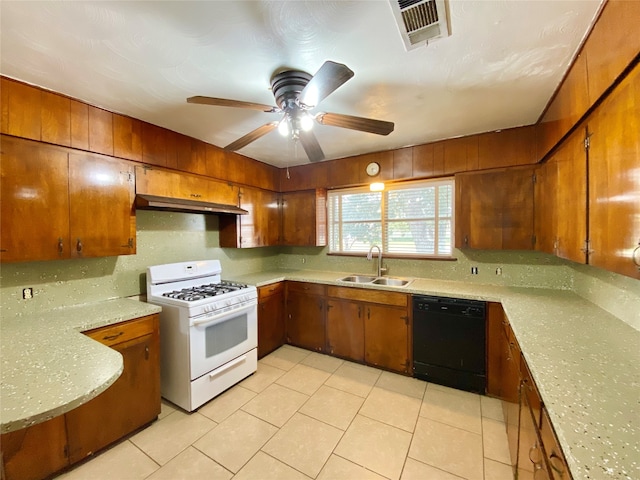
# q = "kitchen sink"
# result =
<box><xmin>339</xmin><ymin>274</ymin><xmax>377</xmax><ymax>283</ymax></box>
<box><xmin>338</xmin><ymin>275</ymin><xmax>412</xmax><ymax>287</ymax></box>
<box><xmin>372</xmin><ymin>277</ymin><xmax>411</xmax><ymax>287</ymax></box>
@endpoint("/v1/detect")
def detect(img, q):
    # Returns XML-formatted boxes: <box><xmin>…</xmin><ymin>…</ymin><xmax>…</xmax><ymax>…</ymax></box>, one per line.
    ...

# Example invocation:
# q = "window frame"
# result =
<box><xmin>327</xmin><ymin>177</ymin><xmax>456</xmax><ymax>259</ymax></box>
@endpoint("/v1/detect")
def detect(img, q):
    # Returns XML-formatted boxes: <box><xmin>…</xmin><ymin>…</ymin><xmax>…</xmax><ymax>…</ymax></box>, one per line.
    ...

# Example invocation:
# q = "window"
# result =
<box><xmin>328</xmin><ymin>178</ymin><xmax>454</xmax><ymax>257</ymax></box>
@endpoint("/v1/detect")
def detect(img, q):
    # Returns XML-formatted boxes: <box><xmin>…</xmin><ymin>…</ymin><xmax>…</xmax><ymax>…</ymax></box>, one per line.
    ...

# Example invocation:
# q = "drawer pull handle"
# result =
<box><xmin>76</xmin><ymin>238</ymin><xmax>83</xmax><ymax>253</ymax></box>
<box><xmin>549</xmin><ymin>453</ymin><xmax>566</xmax><ymax>475</ymax></box>
<box><xmin>103</xmin><ymin>331</ymin><xmax>124</xmax><ymax>341</ymax></box>
<box><xmin>633</xmin><ymin>242</ymin><xmax>640</xmax><ymax>269</ymax></box>
<box><xmin>529</xmin><ymin>443</ymin><xmax>542</xmax><ymax>464</ymax></box>
<box><xmin>58</xmin><ymin>237</ymin><xmax>64</xmax><ymax>254</ymax></box>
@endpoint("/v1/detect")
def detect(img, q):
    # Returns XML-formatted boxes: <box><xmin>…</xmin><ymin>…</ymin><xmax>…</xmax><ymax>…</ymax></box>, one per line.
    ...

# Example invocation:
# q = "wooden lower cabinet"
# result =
<box><xmin>66</xmin><ymin>314</ymin><xmax>160</xmax><ymax>463</ymax></box>
<box><xmin>326</xmin><ymin>299</ymin><xmax>364</xmax><ymax>362</ymax></box>
<box><xmin>258</xmin><ymin>282</ymin><xmax>285</xmax><ymax>358</ymax></box>
<box><xmin>0</xmin><ymin>314</ymin><xmax>161</xmax><ymax>480</ymax></box>
<box><xmin>364</xmin><ymin>303</ymin><xmax>410</xmax><ymax>374</ymax></box>
<box><xmin>0</xmin><ymin>415</ymin><xmax>68</xmax><ymax>480</ymax></box>
<box><xmin>285</xmin><ymin>282</ymin><xmax>327</xmax><ymax>352</ymax></box>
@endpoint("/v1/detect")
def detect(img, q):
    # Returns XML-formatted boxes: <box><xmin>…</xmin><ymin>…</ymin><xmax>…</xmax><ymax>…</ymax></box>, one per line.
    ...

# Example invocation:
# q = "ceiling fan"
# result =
<box><xmin>187</xmin><ymin>61</ymin><xmax>394</xmax><ymax>163</ymax></box>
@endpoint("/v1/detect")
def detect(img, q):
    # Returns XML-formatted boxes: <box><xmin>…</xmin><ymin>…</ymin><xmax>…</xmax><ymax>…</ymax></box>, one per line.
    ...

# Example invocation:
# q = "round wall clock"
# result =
<box><xmin>366</xmin><ymin>162</ymin><xmax>380</xmax><ymax>177</ymax></box>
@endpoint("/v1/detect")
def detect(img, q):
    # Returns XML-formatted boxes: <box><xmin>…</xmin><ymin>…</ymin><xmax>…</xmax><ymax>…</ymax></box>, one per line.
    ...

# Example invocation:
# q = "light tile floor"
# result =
<box><xmin>56</xmin><ymin>345</ymin><xmax>514</xmax><ymax>480</ymax></box>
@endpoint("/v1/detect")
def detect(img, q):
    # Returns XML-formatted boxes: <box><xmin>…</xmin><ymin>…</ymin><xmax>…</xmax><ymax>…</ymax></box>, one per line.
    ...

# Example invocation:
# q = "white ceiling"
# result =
<box><xmin>0</xmin><ymin>1</ymin><xmax>603</xmax><ymax>168</ymax></box>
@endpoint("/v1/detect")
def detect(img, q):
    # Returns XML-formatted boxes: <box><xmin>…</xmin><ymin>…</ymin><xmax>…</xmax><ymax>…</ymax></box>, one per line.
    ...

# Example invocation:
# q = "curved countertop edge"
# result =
<box><xmin>0</xmin><ymin>298</ymin><xmax>162</xmax><ymax>434</ymax></box>
<box><xmin>231</xmin><ymin>268</ymin><xmax>640</xmax><ymax>480</ymax></box>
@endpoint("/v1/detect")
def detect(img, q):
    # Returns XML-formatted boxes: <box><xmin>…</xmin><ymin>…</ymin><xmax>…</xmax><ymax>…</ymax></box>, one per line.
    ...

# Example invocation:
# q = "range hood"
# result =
<box><xmin>136</xmin><ymin>194</ymin><xmax>248</xmax><ymax>215</ymax></box>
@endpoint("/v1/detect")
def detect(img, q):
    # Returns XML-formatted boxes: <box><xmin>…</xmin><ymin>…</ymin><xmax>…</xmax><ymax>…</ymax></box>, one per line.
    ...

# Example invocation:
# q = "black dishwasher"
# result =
<box><xmin>413</xmin><ymin>295</ymin><xmax>486</xmax><ymax>393</ymax></box>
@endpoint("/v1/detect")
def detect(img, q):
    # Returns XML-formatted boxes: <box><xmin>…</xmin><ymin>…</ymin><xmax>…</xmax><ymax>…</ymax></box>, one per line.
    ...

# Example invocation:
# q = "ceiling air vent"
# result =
<box><xmin>389</xmin><ymin>0</ymin><xmax>450</xmax><ymax>51</ymax></box>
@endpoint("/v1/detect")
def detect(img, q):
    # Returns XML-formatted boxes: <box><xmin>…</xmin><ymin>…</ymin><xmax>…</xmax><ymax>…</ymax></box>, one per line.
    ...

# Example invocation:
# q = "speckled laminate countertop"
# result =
<box><xmin>230</xmin><ymin>269</ymin><xmax>640</xmax><ymax>480</ymax></box>
<box><xmin>0</xmin><ymin>298</ymin><xmax>161</xmax><ymax>435</ymax></box>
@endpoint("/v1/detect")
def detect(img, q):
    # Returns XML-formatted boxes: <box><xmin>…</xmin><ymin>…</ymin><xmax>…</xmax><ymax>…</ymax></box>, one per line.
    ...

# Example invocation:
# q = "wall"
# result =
<box><xmin>0</xmin><ymin>210</ymin><xmax>280</xmax><ymax>317</ymax></box>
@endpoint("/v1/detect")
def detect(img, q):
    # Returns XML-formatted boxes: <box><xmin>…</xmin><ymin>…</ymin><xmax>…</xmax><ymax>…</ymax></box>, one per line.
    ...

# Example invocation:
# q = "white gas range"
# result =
<box><xmin>146</xmin><ymin>260</ymin><xmax>257</xmax><ymax>412</ymax></box>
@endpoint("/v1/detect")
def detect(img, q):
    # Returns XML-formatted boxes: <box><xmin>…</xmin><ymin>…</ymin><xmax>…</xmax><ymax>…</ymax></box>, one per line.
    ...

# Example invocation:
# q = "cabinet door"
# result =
<box><xmin>534</xmin><ymin>158</ymin><xmax>558</xmax><ymax>255</ymax></box>
<box><xmin>364</xmin><ymin>304</ymin><xmax>409</xmax><ymax>374</ymax></box>
<box><xmin>554</xmin><ymin>127</ymin><xmax>588</xmax><ymax>264</ymax></box>
<box><xmin>0</xmin><ymin>136</ymin><xmax>70</xmax><ymax>262</ymax></box>
<box><xmin>326</xmin><ymin>299</ymin><xmax>364</xmax><ymax>362</ymax></box>
<box><xmin>518</xmin><ymin>395</ymin><xmax>549</xmax><ymax>479</ymax></box>
<box><xmin>455</xmin><ymin>167</ymin><xmax>535</xmax><ymax>250</ymax></box>
<box><xmin>281</xmin><ymin>190</ymin><xmax>327</xmax><ymax>246</ymax></box>
<box><xmin>285</xmin><ymin>291</ymin><xmax>325</xmax><ymax>352</ymax></box>
<box><xmin>0</xmin><ymin>415</ymin><xmax>69</xmax><ymax>480</ymax></box>
<box><xmin>502</xmin><ymin>324</ymin><xmax>521</xmax><ymax>471</ymax></box>
<box><xmin>485</xmin><ymin>302</ymin><xmax>505</xmax><ymax>397</ymax></box>
<box><xmin>68</xmin><ymin>153</ymin><xmax>136</xmax><ymax>258</ymax></box>
<box><xmin>258</xmin><ymin>284</ymin><xmax>285</xmax><ymax>358</ymax></box>
<box><xmin>66</xmin><ymin>329</ymin><xmax>160</xmax><ymax>464</ymax></box>
<box><xmin>588</xmin><ymin>63</ymin><xmax>640</xmax><ymax>279</ymax></box>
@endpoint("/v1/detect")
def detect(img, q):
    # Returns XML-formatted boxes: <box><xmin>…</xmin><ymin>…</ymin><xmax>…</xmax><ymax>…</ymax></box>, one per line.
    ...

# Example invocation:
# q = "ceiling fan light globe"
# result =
<box><xmin>300</xmin><ymin>113</ymin><xmax>314</xmax><ymax>132</ymax></box>
<box><xmin>278</xmin><ymin>119</ymin><xmax>290</xmax><ymax>137</ymax></box>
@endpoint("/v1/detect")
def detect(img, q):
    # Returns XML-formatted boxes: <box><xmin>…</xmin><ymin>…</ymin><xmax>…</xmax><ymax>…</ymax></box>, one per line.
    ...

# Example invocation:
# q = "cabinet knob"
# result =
<box><xmin>58</xmin><ymin>237</ymin><xmax>64</xmax><ymax>254</ymax></box>
<box><xmin>76</xmin><ymin>238</ymin><xmax>83</xmax><ymax>253</ymax></box>
<box><xmin>633</xmin><ymin>242</ymin><xmax>640</xmax><ymax>270</ymax></box>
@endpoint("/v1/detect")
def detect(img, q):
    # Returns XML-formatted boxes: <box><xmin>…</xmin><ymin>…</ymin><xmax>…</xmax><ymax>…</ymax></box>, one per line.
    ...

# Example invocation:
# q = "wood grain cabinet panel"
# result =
<box><xmin>66</xmin><ymin>314</ymin><xmax>160</xmax><ymax>464</ymax></box>
<box><xmin>258</xmin><ymin>283</ymin><xmax>285</xmax><ymax>358</ymax></box>
<box><xmin>0</xmin><ymin>415</ymin><xmax>69</xmax><ymax>480</ymax></box>
<box><xmin>2</xmin><ymin>79</ymin><xmax>42</xmax><ymax>140</ymax></box>
<box><xmin>285</xmin><ymin>283</ymin><xmax>326</xmax><ymax>352</ymax></box>
<box><xmin>281</xmin><ymin>189</ymin><xmax>327</xmax><ymax>246</ymax></box>
<box><xmin>485</xmin><ymin>302</ymin><xmax>505</xmax><ymax>398</ymax></box>
<box><xmin>220</xmin><ymin>187</ymin><xmax>279</xmax><ymax>248</ymax></box>
<box><xmin>88</xmin><ymin>106</ymin><xmax>114</xmax><ymax>156</ymax></box>
<box><xmin>40</xmin><ymin>90</ymin><xmax>71</xmax><ymax>146</ymax></box>
<box><xmin>477</xmin><ymin>126</ymin><xmax>537</xmax><ymax>170</ymax></box>
<box><xmin>113</xmin><ymin>114</ymin><xmax>142</xmax><ymax>161</ymax></box>
<box><xmin>0</xmin><ymin>137</ymin><xmax>70</xmax><ymax>262</ymax></box>
<box><xmin>70</xmin><ymin>100</ymin><xmax>89</xmax><ymax>150</ymax></box>
<box><xmin>141</xmin><ymin>122</ymin><xmax>167</xmax><ymax>167</ymax></box>
<box><xmin>326</xmin><ymin>299</ymin><xmax>364</xmax><ymax>362</ymax></box>
<box><xmin>455</xmin><ymin>166</ymin><xmax>535</xmax><ymax>250</ymax></box>
<box><xmin>534</xmin><ymin>157</ymin><xmax>558</xmax><ymax>255</ymax></box>
<box><xmin>554</xmin><ymin>127</ymin><xmax>588</xmax><ymax>264</ymax></box>
<box><xmin>364</xmin><ymin>303</ymin><xmax>410</xmax><ymax>374</ymax></box>
<box><xmin>68</xmin><ymin>153</ymin><xmax>136</xmax><ymax>258</ymax></box>
<box><xmin>587</xmin><ymin>62</ymin><xmax>640</xmax><ymax>279</ymax></box>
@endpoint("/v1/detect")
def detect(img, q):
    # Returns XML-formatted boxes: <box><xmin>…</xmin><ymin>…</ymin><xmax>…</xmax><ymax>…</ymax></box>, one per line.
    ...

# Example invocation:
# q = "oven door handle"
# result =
<box><xmin>191</xmin><ymin>302</ymin><xmax>255</xmax><ymax>328</ymax></box>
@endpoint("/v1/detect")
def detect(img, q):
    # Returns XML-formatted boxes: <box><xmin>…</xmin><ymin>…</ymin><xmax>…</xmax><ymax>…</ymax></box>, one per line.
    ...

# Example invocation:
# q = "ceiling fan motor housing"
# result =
<box><xmin>270</xmin><ymin>70</ymin><xmax>312</xmax><ymax>111</ymax></box>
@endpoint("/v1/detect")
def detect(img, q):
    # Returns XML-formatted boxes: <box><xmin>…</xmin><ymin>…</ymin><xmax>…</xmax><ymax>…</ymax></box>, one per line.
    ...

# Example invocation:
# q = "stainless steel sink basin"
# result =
<box><xmin>339</xmin><ymin>275</ymin><xmax>412</xmax><ymax>287</ymax></box>
<box><xmin>339</xmin><ymin>275</ymin><xmax>377</xmax><ymax>283</ymax></box>
<box><xmin>372</xmin><ymin>277</ymin><xmax>411</xmax><ymax>287</ymax></box>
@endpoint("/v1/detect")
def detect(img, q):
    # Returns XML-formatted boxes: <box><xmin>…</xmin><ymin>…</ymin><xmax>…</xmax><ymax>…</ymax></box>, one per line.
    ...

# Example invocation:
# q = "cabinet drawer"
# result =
<box><xmin>85</xmin><ymin>314</ymin><xmax>158</xmax><ymax>347</ymax></box>
<box><xmin>286</xmin><ymin>281</ymin><xmax>326</xmax><ymax>296</ymax></box>
<box><xmin>258</xmin><ymin>282</ymin><xmax>284</xmax><ymax>300</ymax></box>
<box><xmin>328</xmin><ymin>285</ymin><xmax>408</xmax><ymax>307</ymax></box>
<box><xmin>521</xmin><ymin>356</ymin><xmax>542</xmax><ymax>428</ymax></box>
<box><xmin>541</xmin><ymin>408</ymin><xmax>571</xmax><ymax>480</ymax></box>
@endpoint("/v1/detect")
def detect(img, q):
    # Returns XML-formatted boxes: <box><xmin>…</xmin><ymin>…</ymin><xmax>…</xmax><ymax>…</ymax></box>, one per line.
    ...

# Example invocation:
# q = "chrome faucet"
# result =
<box><xmin>367</xmin><ymin>245</ymin><xmax>387</xmax><ymax>277</ymax></box>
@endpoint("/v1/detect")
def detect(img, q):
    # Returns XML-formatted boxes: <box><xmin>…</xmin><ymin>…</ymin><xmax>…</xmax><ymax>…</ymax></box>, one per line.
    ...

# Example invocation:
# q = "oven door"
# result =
<box><xmin>189</xmin><ymin>301</ymin><xmax>257</xmax><ymax>380</ymax></box>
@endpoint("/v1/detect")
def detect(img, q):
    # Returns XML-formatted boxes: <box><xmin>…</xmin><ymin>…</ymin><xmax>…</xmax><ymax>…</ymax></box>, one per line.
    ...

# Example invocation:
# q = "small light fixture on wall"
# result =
<box><xmin>370</xmin><ymin>182</ymin><xmax>385</xmax><ymax>192</ymax></box>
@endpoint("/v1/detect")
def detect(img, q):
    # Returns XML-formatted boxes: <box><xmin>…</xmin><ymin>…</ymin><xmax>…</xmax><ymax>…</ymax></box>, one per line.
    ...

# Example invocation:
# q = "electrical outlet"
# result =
<box><xmin>23</xmin><ymin>288</ymin><xmax>33</xmax><ymax>299</ymax></box>
<box><xmin>471</xmin><ymin>267</ymin><xmax>478</xmax><ymax>275</ymax></box>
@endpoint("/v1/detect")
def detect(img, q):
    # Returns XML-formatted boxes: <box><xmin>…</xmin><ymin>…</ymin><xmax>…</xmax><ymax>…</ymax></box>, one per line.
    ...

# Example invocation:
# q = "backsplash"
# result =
<box><xmin>275</xmin><ymin>246</ymin><xmax>574</xmax><ymax>290</ymax></box>
<box><xmin>0</xmin><ymin>211</ymin><xmax>280</xmax><ymax>316</ymax></box>
<box><xmin>2</xmin><ymin>211</ymin><xmax>638</xmax><ymax>331</ymax></box>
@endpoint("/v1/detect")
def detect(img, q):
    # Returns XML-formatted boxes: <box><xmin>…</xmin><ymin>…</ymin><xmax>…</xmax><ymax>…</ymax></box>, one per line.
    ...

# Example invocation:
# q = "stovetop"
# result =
<box><xmin>162</xmin><ymin>280</ymin><xmax>250</xmax><ymax>302</ymax></box>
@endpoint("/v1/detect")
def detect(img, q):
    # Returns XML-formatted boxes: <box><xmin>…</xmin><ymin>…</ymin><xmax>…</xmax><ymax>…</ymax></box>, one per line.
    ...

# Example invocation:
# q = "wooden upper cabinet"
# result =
<box><xmin>68</xmin><ymin>152</ymin><xmax>136</xmax><ymax>258</ymax></box>
<box><xmin>587</xmin><ymin>62</ymin><xmax>640</xmax><ymax>279</ymax></box>
<box><xmin>41</xmin><ymin>90</ymin><xmax>71</xmax><ymax>146</ymax></box>
<box><xmin>584</xmin><ymin>0</ymin><xmax>640</xmax><ymax>106</ymax></box>
<box><xmin>1</xmin><ymin>136</ymin><xmax>136</xmax><ymax>262</ymax></box>
<box><xmin>88</xmin><ymin>106</ymin><xmax>114</xmax><ymax>156</ymax></box>
<box><xmin>443</xmin><ymin>136</ymin><xmax>478</xmax><ymax>174</ymax></box>
<box><xmin>141</xmin><ymin>122</ymin><xmax>167</xmax><ymax>167</ymax></box>
<box><xmin>1</xmin><ymin>78</ymin><xmax>41</xmax><ymax>140</ymax></box>
<box><xmin>554</xmin><ymin>127</ymin><xmax>588</xmax><ymax>264</ymax></box>
<box><xmin>456</xmin><ymin>166</ymin><xmax>535</xmax><ymax>250</ymax></box>
<box><xmin>219</xmin><ymin>187</ymin><xmax>279</xmax><ymax>248</ymax></box>
<box><xmin>113</xmin><ymin>114</ymin><xmax>142</xmax><ymax>161</ymax></box>
<box><xmin>281</xmin><ymin>189</ymin><xmax>327</xmax><ymax>246</ymax></box>
<box><xmin>477</xmin><ymin>126</ymin><xmax>537</xmax><ymax>170</ymax></box>
<box><xmin>135</xmin><ymin>165</ymin><xmax>239</xmax><ymax>206</ymax></box>
<box><xmin>70</xmin><ymin>100</ymin><xmax>89</xmax><ymax>150</ymax></box>
<box><xmin>280</xmin><ymin>161</ymin><xmax>328</xmax><ymax>192</ymax></box>
<box><xmin>534</xmin><ymin>157</ymin><xmax>558</xmax><ymax>256</ymax></box>
<box><xmin>1</xmin><ymin>137</ymin><xmax>70</xmax><ymax>262</ymax></box>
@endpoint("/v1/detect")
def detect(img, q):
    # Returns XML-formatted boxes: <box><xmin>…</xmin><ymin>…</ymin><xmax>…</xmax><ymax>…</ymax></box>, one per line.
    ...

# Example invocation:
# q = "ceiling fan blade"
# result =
<box><xmin>299</xmin><ymin>61</ymin><xmax>354</xmax><ymax>108</ymax></box>
<box><xmin>316</xmin><ymin>112</ymin><xmax>394</xmax><ymax>136</ymax></box>
<box><xmin>224</xmin><ymin>122</ymin><xmax>279</xmax><ymax>151</ymax></box>
<box><xmin>187</xmin><ymin>96</ymin><xmax>279</xmax><ymax>113</ymax></box>
<box><xmin>298</xmin><ymin>130</ymin><xmax>325</xmax><ymax>163</ymax></box>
